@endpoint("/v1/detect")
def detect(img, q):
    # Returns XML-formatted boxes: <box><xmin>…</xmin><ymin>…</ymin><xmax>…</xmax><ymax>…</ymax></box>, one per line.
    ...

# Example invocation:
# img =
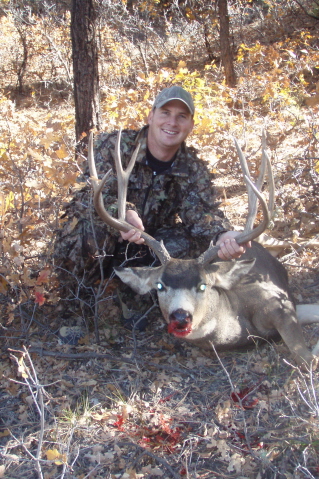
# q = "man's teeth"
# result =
<box><xmin>163</xmin><ymin>130</ymin><xmax>177</xmax><ymax>135</ymax></box>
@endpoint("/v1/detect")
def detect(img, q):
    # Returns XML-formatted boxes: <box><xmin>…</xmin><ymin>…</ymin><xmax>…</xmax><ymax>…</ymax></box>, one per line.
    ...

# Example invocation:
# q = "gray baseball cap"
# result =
<box><xmin>153</xmin><ymin>86</ymin><xmax>195</xmax><ymax>115</ymax></box>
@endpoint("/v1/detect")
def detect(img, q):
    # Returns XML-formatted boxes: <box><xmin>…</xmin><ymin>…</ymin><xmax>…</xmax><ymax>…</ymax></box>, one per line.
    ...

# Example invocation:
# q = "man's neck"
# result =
<box><xmin>146</xmin><ymin>148</ymin><xmax>175</xmax><ymax>174</ymax></box>
<box><xmin>147</xmin><ymin>137</ymin><xmax>179</xmax><ymax>162</ymax></box>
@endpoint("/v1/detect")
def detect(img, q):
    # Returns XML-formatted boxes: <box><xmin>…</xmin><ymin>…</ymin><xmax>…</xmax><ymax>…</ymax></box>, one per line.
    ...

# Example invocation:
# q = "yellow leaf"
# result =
<box><xmin>46</xmin><ymin>448</ymin><xmax>61</xmax><ymax>460</ymax></box>
<box><xmin>18</xmin><ymin>356</ymin><xmax>29</xmax><ymax>379</ymax></box>
<box><xmin>72</xmin><ymin>181</ymin><xmax>87</xmax><ymax>191</ymax></box>
<box><xmin>55</xmin><ymin>144</ymin><xmax>68</xmax><ymax>159</ymax></box>
<box><xmin>0</xmin><ymin>150</ymin><xmax>8</xmax><ymax>161</ymax></box>
<box><xmin>185</xmin><ymin>8</ymin><xmax>195</xmax><ymax>20</ymax></box>
<box><xmin>177</xmin><ymin>60</ymin><xmax>187</xmax><ymax>69</ymax></box>
<box><xmin>45</xmin><ymin>448</ymin><xmax>67</xmax><ymax>465</ymax></box>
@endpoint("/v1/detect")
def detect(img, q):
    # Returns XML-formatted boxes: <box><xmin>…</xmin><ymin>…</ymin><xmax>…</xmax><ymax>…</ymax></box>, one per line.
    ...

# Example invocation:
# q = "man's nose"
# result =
<box><xmin>167</xmin><ymin>115</ymin><xmax>178</xmax><ymax>126</ymax></box>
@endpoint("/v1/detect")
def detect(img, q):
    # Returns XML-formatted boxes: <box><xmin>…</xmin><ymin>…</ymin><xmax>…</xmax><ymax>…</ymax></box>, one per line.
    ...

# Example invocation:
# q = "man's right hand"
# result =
<box><xmin>120</xmin><ymin>209</ymin><xmax>145</xmax><ymax>244</ymax></box>
<box><xmin>216</xmin><ymin>231</ymin><xmax>251</xmax><ymax>260</ymax></box>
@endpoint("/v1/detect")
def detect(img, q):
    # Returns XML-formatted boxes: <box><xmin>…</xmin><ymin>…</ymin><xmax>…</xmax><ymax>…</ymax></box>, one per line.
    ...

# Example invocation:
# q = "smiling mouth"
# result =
<box><xmin>168</xmin><ymin>320</ymin><xmax>192</xmax><ymax>337</ymax></box>
<box><xmin>162</xmin><ymin>129</ymin><xmax>178</xmax><ymax>136</ymax></box>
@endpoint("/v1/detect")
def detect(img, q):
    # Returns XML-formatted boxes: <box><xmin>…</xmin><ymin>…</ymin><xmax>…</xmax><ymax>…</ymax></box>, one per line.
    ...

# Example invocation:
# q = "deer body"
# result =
<box><xmin>115</xmin><ymin>241</ymin><xmax>316</xmax><ymax>366</ymax></box>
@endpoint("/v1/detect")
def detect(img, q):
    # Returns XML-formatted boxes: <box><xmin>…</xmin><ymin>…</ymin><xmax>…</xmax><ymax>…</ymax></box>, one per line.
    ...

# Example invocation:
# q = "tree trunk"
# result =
<box><xmin>71</xmin><ymin>0</ymin><xmax>101</xmax><ymax>144</ymax></box>
<box><xmin>16</xmin><ymin>27</ymin><xmax>28</xmax><ymax>95</ymax></box>
<box><xmin>217</xmin><ymin>0</ymin><xmax>236</xmax><ymax>88</ymax></box>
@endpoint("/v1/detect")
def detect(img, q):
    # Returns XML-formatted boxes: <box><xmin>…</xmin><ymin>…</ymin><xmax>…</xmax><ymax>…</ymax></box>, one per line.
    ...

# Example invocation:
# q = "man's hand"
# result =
<box><xmin>216</xmin><ymin>231</ymin><xmax>251</xmax><ymax>260</ymax></box>
<box><xmin>120</xmin><ymin>209</ymin><xmax>145</xmax><ymax>245</ymax></box>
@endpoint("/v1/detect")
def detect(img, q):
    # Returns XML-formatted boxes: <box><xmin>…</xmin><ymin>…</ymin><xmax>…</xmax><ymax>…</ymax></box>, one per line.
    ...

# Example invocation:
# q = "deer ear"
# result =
<box><xmin>206</xmin><ymin>259</ymin><xmax>256</xmax><ymax>290</ymax></box>
<box><xmin>114</xmin><ymin>266</ymin><xmax>162</xmax><ymax>295</ymax></box>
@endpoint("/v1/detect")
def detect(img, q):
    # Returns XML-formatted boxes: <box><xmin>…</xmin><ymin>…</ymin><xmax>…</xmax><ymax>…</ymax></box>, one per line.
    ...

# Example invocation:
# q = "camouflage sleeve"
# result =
<box><xmin>178</xmin><ymin>152</ymin><xmax>231</xmax><ymax>243</ymax></box>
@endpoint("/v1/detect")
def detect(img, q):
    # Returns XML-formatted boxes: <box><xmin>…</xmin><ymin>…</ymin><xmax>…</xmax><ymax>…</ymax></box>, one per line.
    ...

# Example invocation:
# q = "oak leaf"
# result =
<box><xmin>36</xmin><ymin>268</ymin><xmax>51</xmax><ymax>285</ymax></box>
<box><xmin>34</xmin><ymin>291</ymin><xmax>46</xmax><ymax>306</ymax></box>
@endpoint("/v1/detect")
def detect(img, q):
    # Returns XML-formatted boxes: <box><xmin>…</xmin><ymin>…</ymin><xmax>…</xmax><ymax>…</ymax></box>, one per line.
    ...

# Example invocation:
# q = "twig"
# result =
<box><xmin>284</xmin><ymin>360</ymin><xmax>319</xmax><ymax>418</ymax></box>
<box><xmin>60</xmin><ymin>427</ymin><xmax>75</xmax><ymax>479</ymax></box>
<box><xmin>88</xmin><ymin>196</ymin><xmax>108</xmax><ymax>344</ymax></box>
<box><xmin>209</xmin><ymin>341</ymin><xmax>284</xmax><ymax>477</ymax></box>
<box><xmin>282</xmin><ymin>262</ymin><xmax>318</xmax><ymax>272</ymax></box>
<box><xmin>131</xmin><ymin>302</ymin><xmax>158</xmax><ymax>358</ymax></box>
<box><xmin>8</xmin><ymin>347</ymin><xmax>194</xmax><ymax>376</ymax></box>
<box><xmin>281</xmin><ymin>234</ymin><xmax>319</xmax><ymax>264</ymax></box>
<box><xmin>118</xmin><ymin>441</ymin><xmax>181</xmax><ymax>479</ymax></box>
<box><xmin>9</xmin><ymin>346</ymin><xmax>45</xmax><ymax>479</ymax></box>
<box><xmin>83</xmin><ymin>463</ymin><xmax>102</xmax><ymax>478</ymax></box>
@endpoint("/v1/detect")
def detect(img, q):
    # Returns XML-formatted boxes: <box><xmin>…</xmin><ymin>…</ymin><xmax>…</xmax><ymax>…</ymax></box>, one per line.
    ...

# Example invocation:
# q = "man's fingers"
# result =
<box><xmin>120</xmin><ymin>228</ymin><xmax>145</xmax><ymax>244</ymax></box>
<box><xmin>125</xmin><ymin>209</ymin><xmax>145</xmax><ymax>231</ymax></box>
<box><xmin>218</xmin><ymin>238</ymin><xmax>245</xmax><ymax>260</ymax></box>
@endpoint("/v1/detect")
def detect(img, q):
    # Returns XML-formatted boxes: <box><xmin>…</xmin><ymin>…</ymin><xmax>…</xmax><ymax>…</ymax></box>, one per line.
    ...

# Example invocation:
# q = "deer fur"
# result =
<box><xmin>115</xmin><ymin>242</ymin><xmax>319</xmax><ymax>369</ymax></box>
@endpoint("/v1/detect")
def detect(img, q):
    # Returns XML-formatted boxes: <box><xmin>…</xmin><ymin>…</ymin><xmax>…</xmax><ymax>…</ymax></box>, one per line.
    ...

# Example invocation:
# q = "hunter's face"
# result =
<box><xmin>147</xmin><ymin>100</ymin><xmax>194</xmax><ymax>159</ymax></box>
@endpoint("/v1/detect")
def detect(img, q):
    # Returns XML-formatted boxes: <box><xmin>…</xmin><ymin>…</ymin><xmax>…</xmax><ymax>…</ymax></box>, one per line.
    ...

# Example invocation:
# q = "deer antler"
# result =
<box><xmin>198</xmin><ymin>134</ymin><xmax>274</xmax><ymax>266</ymax></box>
<box><xmin>88</xmin><ymin>130</ymin><xmax>171</xmax><ymax>265</ymax></box>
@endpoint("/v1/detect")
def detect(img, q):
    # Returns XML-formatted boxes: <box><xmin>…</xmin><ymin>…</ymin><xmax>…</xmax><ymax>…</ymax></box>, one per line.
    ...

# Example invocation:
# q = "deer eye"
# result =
<box><xmin>156</xmin><ymin>282</ymin><xmax>165</xmax><ymax>292</ymax></box>
<box><xmin>198</xmin><ymin>283</ymin><xmax>207</xmax><ymax>292</ymax></box>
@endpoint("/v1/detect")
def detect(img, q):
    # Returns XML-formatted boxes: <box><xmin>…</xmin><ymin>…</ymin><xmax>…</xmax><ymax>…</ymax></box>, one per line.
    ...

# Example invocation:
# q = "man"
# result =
<box><xmin>118</xmin><ymin>86</ymin><xmax>248</xmax><ymax>260</ymax></box>
<box><xmin>54</xmin><ymin>86</ymin><xmax>249</xmax><ymax>320</ymax></box>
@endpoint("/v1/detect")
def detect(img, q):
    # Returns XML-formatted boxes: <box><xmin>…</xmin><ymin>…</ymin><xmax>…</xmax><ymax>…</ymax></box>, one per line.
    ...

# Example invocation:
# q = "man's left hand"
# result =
<box><xmin>216</xmin><ymin>231</ymin><xmax>251</xmax><ymax>260</ymax></box>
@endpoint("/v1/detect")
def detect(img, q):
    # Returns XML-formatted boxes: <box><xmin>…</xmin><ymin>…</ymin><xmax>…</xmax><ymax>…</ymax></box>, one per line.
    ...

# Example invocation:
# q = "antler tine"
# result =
<box><xmin>198</xmin><ymin>176</ymin><xmax>270</xmax><ymax>265</ymax></box>
<box><xmin>234</xmin><ymin>137</ymin><xmax>265</xmax><ymax>233</ymax></box>
<box><xmin>115</xmin><ymin>127</ymin><xmax>141</xmax><ymax>221</ymax></box>
<box><xmin>88</xmin><ymin>132</ymin><xmax>114</xmax><ymax>225</ymax></box>
<box><xmin>88</xmin><ymin>131</ymin><xmax>171</xmax><ymax>265</ymax></box>
<box><xmin>198</xmin><ymin>134</ymin><xmax>273</xmax><ymax>266</ymax></box>
<box><xmin>262</xmin><ymin>129</ymin><xmax>275</xmax><ymax>218</ymax></box>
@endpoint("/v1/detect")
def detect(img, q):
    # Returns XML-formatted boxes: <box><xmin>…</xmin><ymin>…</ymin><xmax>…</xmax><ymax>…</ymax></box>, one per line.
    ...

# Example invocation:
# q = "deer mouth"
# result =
<box><xmin>168</xmin><ymin>310</ymin><xmax>192</xmax><ymax>337</ymax></box>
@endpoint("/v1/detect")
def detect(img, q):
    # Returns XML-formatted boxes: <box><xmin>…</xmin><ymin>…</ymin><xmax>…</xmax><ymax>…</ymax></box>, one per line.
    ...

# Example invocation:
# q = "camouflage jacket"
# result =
<box><xmin>84</xmin><ymin>125</ymin><xmax>230</xmax><ymax>241</ymax></box>
<box><xmin>55</xmin><ymin>125</ymin><xmax>231</xmax><ymax>275</ymax></box>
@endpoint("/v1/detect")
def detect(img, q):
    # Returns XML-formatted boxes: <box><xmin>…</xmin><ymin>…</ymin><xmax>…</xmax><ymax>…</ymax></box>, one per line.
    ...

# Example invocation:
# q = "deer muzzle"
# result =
<box><xmin>168</xmin><ymin>308</ymin><xmax>192</xmax><ymax>337</ymax></box>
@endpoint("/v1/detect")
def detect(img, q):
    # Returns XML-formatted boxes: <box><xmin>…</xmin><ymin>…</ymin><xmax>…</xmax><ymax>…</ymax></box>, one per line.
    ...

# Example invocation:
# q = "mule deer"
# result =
<box><xmin>88</xmin><ymin>131</ymin><xmax>319</xmax><ymax>368</ymax></box>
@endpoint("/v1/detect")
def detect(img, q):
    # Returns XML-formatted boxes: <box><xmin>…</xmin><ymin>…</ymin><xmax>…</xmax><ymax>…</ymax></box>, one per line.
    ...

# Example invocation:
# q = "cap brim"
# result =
<box><xmin>156</xmin><ymin>98</ymin><xmax>194</xmax><ymax>115</ymax></box>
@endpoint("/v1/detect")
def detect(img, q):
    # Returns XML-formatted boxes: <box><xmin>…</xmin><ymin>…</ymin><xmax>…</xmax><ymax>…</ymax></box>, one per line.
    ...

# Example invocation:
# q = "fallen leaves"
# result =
<box><xmin>34</xmin><ymin>290</ymin><xmax>46</xmax><ymax>306</ymax></box>
<box><xmin>36</xmin><ymin>267</ymin><xmax>51</xmax><ymax>285</ymax></box>
<box><xmin>45</xmin><ymin>448</ymin><xmax>67</xmax><ymax>465</ymax></box>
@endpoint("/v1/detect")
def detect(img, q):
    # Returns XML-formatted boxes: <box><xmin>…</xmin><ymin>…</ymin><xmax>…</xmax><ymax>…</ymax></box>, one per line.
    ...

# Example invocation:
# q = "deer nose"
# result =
<box><xmin>169</xmin><ymin>308</ymin><xmax>192</xmax><ymax>325</ymax></box>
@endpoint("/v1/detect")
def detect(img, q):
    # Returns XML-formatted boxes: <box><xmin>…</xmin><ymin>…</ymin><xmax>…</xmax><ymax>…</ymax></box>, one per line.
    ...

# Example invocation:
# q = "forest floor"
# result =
<box><xmin>1</xmin><ymin>118</ymin><xmax>318</xmax><ymax>479</ymax></box>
